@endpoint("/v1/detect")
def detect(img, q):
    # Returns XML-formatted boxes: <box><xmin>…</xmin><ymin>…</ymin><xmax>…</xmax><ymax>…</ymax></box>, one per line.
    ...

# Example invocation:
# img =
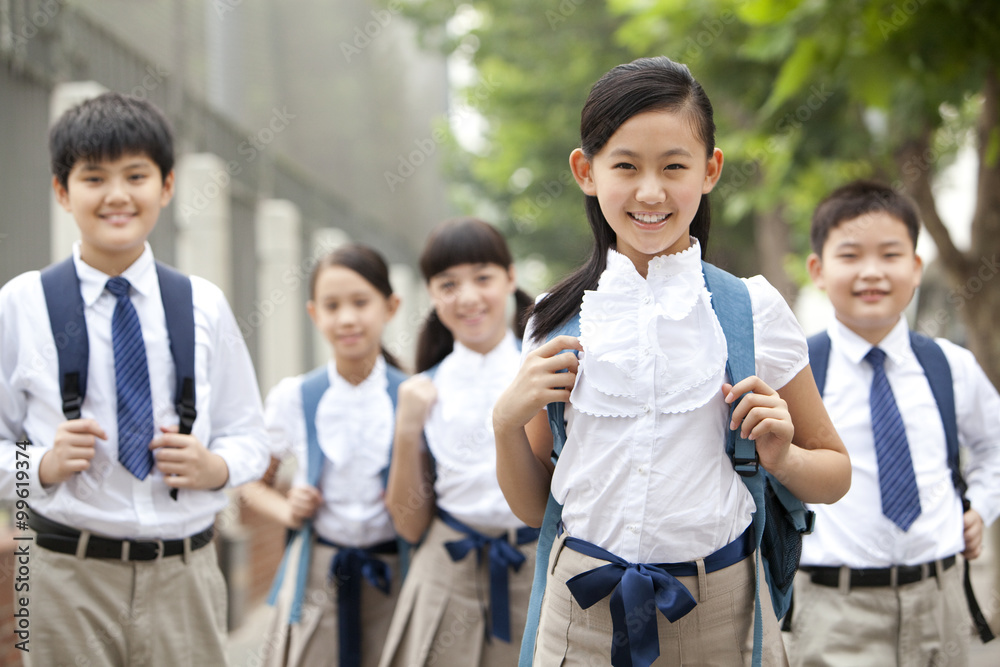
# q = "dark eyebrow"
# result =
<box><xmin>607</xmin><ymin>147</ymin><xmax>694</xmax><ymax>159</ymax></box>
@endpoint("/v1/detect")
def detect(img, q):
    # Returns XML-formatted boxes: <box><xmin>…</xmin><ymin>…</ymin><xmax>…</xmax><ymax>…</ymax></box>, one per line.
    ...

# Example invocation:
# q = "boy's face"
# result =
<box><xmin>807</xmin><ymin>212</ymin><xmax>922</xmax><ymax>344</ymax></box>
<box><xmin>53</xmin><ymin>152</ymin><xmax>174</xmax><ymax>274</ymax></box>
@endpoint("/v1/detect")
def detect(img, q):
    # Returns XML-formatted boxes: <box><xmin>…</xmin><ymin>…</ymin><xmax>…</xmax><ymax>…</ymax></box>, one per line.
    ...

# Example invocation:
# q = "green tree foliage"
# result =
<box><xmin>397</xmin><ymin>0</ymin><xmax>1000</xmax><ymax>384</ymax></box>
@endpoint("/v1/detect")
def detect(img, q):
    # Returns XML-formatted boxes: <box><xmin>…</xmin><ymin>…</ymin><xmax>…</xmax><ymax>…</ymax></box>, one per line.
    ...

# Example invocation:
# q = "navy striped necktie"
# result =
<box><xmin>107</xmin><ymin>277</ymin><xmax>155</xmax><ymax>480</ymax></box>
<box><xmin>865</xmin><ymin>347</ymin><xmax>921</xmax><ymax>531</ymax></box>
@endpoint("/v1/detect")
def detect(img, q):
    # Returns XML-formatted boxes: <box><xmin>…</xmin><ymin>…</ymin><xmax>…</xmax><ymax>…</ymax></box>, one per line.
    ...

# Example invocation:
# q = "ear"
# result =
<box><xmin>159</xmin><ymin>170</ymin><xmax>176</xmax><ymax>207</ymax></box>
<box><xmin>386</xmin><ymin>294</ymin><xmax>401</xmax><ymax>319</ymax></box>
<box><xmin>569</xmin><ymin>148</ymin><xmax>596</xmax><ymax>197</ymax></box>
<box><xmin>53</xmin><ymin>176</ymin><xmax>72</xmax><ymax>212</ymax></box>
<box><xmin>911</xmin><ymin>253</ymin><xmax>924</xmax><ymax>291</ymax></box>
<box><xmin>506</xmin><ymin>264</ymin><xmax>518</xmax><ymax>294</ymax></box>
<box><xmin>806</xmin><ymin>253</ymin><xmax>825</xmax><ymax>290</ymax></box>
<box><xmin>306</xmin><ymin>300</ymin><xmax>319</xmax><ymax>326</ymax></box>
<box><xmin>701</xmin><ymin>148</ymin><xmax>724</xmax><ymax>194</ymax></box>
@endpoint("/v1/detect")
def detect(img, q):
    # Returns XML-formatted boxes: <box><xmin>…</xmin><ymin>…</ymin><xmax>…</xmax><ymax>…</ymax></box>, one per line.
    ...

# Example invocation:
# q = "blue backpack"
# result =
<box><xmin>40</xmin><ymin>256</ymin><xmax>196</xmax><ymax>501</ymax></box>
<box><xmin>807</xmin><ymin>331</ymin><xmax>994</xmax><ymax>643</ymax></box>
<box><xmin>519</xmin><ymin>261</ymin><xmax>814</xmax><ymax>667</ymax></box>
<box><xmin>266</xmin><ymin>362</ymin><xmax>408</xmax><ymax>624</ymax></box>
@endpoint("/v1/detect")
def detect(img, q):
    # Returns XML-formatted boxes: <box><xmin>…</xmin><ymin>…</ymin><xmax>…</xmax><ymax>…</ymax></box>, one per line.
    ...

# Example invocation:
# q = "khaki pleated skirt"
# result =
<box><xmin>262</xmin><ymin>536</ymin><xmax>402</xmax><ymax>667</ymax></box>
<box><xmin>532</xmin><ymin>531</ymin><xmax>788</xmax><ymax>666</ymax></box>
<box><xmin>378</xmin><ymin>516</ymin><xmax>537</xmax><ymax>667</ymax></box>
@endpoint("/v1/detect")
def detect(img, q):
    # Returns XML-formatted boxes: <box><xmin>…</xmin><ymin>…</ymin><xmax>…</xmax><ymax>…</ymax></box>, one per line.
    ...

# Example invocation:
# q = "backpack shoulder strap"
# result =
<box><xmin>155</xmin><ymin>262</ymin><xmax>197</xmax><ymax>436</ymax></box>
<box><xmin>806</xmin><ymin>331</ymin><xmax>832</xmax><ymax>397</ymax></box>
<box><xmin>909</xmin><ymin>332</ymin><xmax>963</xmax><ymax>495</ymax></box>
<box><xmin>40</xmin><ymin>257</ymin><xmax>89</xmax><ymax>420</ymax></box>
<box><xmin>701</xmin><ymin>261</ymin><xmax>758</xmax><ymax>476</ymax></box>
<box><xmin>544</xmin><ymin>313</ymin><xmax>582</xmax><ymax>460</ymax></box>
<box><xmin>300</xmin><ymin>365</ymin><xmax>331</xmax><ymax>488</ymax></box>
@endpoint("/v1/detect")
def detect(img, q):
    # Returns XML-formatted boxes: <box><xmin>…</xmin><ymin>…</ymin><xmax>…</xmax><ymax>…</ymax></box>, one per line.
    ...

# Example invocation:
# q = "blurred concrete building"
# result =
<box><xmin>0</xmin><ymin>0</ymin><xmax>450</xmax><ymax>653</ymax></box>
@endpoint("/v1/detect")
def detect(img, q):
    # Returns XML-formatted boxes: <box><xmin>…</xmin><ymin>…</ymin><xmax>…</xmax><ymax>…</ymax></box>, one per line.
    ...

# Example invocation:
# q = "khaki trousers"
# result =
<box><xmin>534</xmin><ymin>531</ymin><xmax>788</xmax><ymax>666</ymax></box>
<box><xmin>786</xmin><ymin>562</ymin><xmax>970</xmax><ymax>666</ymax></box>
<box><xmin>25</xmin><ymin>539</ymin><xmax>228</xmax><ymax>667</ymax></box>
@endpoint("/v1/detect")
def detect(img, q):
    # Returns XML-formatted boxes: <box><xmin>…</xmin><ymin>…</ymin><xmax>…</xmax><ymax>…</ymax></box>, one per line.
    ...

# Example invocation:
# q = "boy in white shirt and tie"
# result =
<box><xmin>0</xmin><ymin>92</ymin><xmax>270</xmax><ymax>666</ymax></box>
<box><xmin>789</xmin><ymin>180</ymin><xmax>1000</xmax><ymax>665</ymax></box>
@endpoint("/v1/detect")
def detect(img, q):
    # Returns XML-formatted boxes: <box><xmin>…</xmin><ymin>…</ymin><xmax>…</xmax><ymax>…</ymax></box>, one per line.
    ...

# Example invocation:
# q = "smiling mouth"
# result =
<box><xmin>628</xmin><ymin>212</ymin><xmax>669</xmax><ymax>225</ymax></box>
<box><xmin>100</xmin><ymin>213</ymin><xmax>135</xmax><ymax>224</ymax></box>
<box><xmin>855</xmin><ymin>289</ymin><xmax>888</xmax><ymax>300</ymax></box>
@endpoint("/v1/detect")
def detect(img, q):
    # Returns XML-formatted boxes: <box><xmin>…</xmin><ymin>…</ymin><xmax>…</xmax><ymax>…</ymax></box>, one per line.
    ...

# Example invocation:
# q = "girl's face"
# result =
<box><xmin>427</xmin><ymin>262</ymin><xmax>516</xmax><ymax>355</ymax></box>
<box><xmin>570</xmin><ymin>109</ymin><xmax>723</xmax><ymax>276</ymax></box>
<box><xmin>307</xmin><ymin>265</ymin><xmax>399</xmax><ymax>366</ymax></box>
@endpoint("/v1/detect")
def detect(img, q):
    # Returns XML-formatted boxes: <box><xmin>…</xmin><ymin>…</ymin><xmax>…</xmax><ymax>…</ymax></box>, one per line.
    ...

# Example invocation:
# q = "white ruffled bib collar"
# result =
<box><xmin>571</xmin><ymin>240</ymin><xmax>727</xmax><ymax>417</ymax></box>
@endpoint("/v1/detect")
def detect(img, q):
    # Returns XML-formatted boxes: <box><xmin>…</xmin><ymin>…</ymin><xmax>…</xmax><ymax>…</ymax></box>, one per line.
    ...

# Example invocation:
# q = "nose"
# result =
<box><xmin>455</xmin><ymin>281</ymin><xmax>479</xmax><ymax>307</ymax></box>
<box><xmin>635</xmin><ymin>172</ymin><xmax>666</xmax><ymax>205</ymax></box>
<box><xmin>104</xmin><ymin>177</ymin><xmax>129</xmax><ymax>205</ymax></box>
<box><xmin>858</xmin><ymin>256</ymin><xmax>884</xmax><ymax>280</ymax></box>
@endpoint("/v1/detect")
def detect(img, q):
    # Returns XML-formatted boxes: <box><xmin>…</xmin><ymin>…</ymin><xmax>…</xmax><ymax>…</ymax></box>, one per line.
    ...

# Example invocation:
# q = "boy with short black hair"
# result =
<box><xmin>0</xmin><ymin>91</ymin><xmax>270</xmax><ymax>666</ymax></box>
<box><xmin>788</xmin><ymin>179</ymin><xmax>1000</xmax><ymax>665</ymax></box>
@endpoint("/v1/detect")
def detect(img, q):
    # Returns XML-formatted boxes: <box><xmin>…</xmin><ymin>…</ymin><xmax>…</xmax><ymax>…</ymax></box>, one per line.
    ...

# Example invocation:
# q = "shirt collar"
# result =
<box><xmin>327</xmin><ymin>355</ymin><xmax>387</xmax><ymax>393</ymax></box>
<box><xmin>72</xmin><ymin>241</ymin><xmax>156</xmax><ymax>306</ymax></box>
<box><xmin>830</xmin><ymin>315</ymin><xmax>911</xmax><ymax>367</ymax></box>
<box><xmin>604</xmin><ymin>237</ymin><xmax>702</xmax><ymax>282</ymax></box>
<box><xmin>451</xmin><ymin>329</ymin><xmax>517</xmax><ymax>369</ymax></box>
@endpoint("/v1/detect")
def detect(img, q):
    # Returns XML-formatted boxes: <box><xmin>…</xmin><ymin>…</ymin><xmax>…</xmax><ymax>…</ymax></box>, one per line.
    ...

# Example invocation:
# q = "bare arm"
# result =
<box><xmin>384</xmin><ymin>377</ymin><xmax>437</xmax><ymax>543</ymax></box>
<box><xmin>240</xmin><ymin>456</ymin><xmax>322</xmax><ymax>529</ymax></box>
<box><xmin>725</xmin><ymin>365</ymin><xmax>850</xmax><ymax>504</ymax></box>
<box><xmin>493</xmin><ymin>335</ymin><xmax>581</xmax><ymax>527</ymax></box>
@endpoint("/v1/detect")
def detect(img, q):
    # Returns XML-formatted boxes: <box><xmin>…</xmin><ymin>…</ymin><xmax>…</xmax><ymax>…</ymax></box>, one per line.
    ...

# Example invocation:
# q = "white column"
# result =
<box><xmin>308</xmin><ymin>228</ymin><xmax>350</xmax><ymax>368</ymax></box>
<box><xmin>49</xmin><ymin>81</ymin><xmax>108</xmax><ymax>261</ymax></box>
<box><xmin>174</xmin><ymin>153</ymin><xmax>232</xmax><ymax>300</ymax></box>
<box><xmin>255</xmin><ymin>199</ymin><xmax>303</xmax><ymax>394</ymax></box>
<box><xmin>385</xmin><ymin>263</ymin><xmax>423</xmax><ymax>371</ymax></box>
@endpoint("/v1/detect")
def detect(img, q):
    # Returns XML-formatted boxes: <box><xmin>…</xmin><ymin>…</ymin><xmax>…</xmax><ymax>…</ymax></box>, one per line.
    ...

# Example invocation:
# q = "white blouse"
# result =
<box><xmin>425</xmin><ymin>330</ymin><xmax>526</xmax><ymax>530</ymax></box>
<box><xmin>523</xmin><ymin>241</ymin><xmax>808</xmax><ymax>563</ymax></box>
<box><xmin>264</xmin><ymin>356</ymin><xmax>396</xmax><ymax>548</ymax></box>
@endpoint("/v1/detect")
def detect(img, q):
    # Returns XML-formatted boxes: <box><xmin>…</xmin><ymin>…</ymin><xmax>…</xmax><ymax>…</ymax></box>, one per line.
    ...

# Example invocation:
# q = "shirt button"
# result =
<box><xmin>642</xmin><ymin>295</ymin><xmax>652</xmax><ymax>305</ymax></box>
<box><xmin>641</xmin><ymin>404</ymin><xmax>651</xmax><ymax>413</ymax></box>
<box><xmin>638</xmin><ymin>466</ymin><xmax>647</xmax><ymax>474</ymax></box>
<box><xmin>628</xmin><ymin>525</ymin><xmax>638</xmax><ymax>533</ymax></box>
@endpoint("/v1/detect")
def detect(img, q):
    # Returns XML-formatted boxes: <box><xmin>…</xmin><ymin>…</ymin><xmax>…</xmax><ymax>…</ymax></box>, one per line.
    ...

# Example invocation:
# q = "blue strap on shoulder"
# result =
<box><xmin>519</xmin><ymin>314</ymin><xmax>580</xmax><ymax>667</ymax></box>
<box><xmin>41</xmin><ymin>257</ymin><xmax>196</xmax><ymax>501</ymax></box>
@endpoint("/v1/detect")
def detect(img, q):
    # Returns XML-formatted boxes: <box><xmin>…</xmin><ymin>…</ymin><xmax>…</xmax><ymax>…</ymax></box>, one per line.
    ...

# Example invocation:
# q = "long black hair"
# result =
<box><xmin>415</xmin><ymin>218</ymin><xmax>534</xmax><ymax>372</ymax></box>
<box><xmin>530</xmin><ymin>56</ymin><xmax>717</xmax><ymax>342</ymax></box>
<box><xmin>309</xmin><ymin>243</ymin><xmax>403</xmax><ymax>370</ymax></box>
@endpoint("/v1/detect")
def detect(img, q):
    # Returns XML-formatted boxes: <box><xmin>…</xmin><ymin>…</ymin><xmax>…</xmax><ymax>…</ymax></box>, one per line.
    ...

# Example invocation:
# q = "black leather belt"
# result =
<box><xmin>802</xmin><ymin>555</ymin><xmax>956</xmax><ymax>588</ymax></box>
<box><xmin>30</xmin><ymin>511</ymin><xmax>214</xmax><ymax>561</ymax></box>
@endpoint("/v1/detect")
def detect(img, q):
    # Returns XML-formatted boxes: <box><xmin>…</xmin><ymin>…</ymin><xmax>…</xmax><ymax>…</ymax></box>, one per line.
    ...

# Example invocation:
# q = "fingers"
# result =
<box><xmin>963</xmin><ymin>510</ymin><xmax>984</xmax><ymax>560</ymax></box>
<box><xmin>59</xmin><ymin>418</ymin><xmax>107</xmax><ymax>440</ymax></box>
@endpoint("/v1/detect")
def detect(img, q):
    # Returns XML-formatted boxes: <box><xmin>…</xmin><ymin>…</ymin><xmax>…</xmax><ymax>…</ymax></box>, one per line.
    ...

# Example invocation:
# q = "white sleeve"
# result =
<box><xmin>745</xmin><ymin>275</ymin><xmax>809</xmax><ymax>391</ymax></box>
<box><xmin>941</xmin><ymin>339</ymin><xmax>1000</xmax><ymax>527</ymax></box>
<box><xmin>194</xmin><ymin>278</ymin><xmax>271</xmax><ymax>488</ymax></box>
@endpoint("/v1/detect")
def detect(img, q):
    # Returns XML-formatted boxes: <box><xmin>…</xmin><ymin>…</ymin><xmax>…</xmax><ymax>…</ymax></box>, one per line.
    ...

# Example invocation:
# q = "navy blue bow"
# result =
<box><xmin>439</xmin><ymin>510</ymin><xmax>536</xmax><ymax>642</ymax></box>
<box><xmin>564</xmin><ymin>538</ymin><xmax>697</xmax><ymax>667</ymax></box>
<box><xmin>329</xmin><ymin>547</ymin><xmax>392</xmax><ymax>667</ymax></box>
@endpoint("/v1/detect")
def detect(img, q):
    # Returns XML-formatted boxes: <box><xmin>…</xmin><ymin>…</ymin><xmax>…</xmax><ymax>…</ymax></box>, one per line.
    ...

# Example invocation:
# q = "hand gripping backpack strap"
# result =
<box><xmin>41</xmin><ymin>259</ymin><xmax>196</xmax><ymax>501</ymax></box>
<box><xmin>268</xmin><ymin>366</ymin><xmax>330</xmax><ymax>623</ymax></box>
<box><xmin>519</xmin><ymin>314</ymin><xmax>580</xmax><ymax>667</ymax></box>
<box><xmin>154</xmin><ymin>262</ymin><xmax>197</xmax><ymax>501</ymax></box>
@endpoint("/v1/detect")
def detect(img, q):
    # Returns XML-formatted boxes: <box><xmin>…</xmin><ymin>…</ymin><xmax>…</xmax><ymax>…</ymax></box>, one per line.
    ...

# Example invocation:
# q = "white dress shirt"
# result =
<box><xmin>425</xmin><ymin>330</ymin><xmax>526</xmax><ymax>531</ymax></box>
<box><xmin>264</xmin><ymin>356</ymin><xmax>396</xmax><ymax>548</ymax></box>
<box><xmin>801</xmin><ymin>317</ymin><xmax>1000</xmax><ymax>568</ymax></box>
<box><xmin>523</xmin><ymin>241</ymin><xmax>809</xmax><ymax>563</ymax></box>
<box><xmin>0</xmin><ymin>243</ymin><xmax>270</xmax><ymax>539</ymax></box>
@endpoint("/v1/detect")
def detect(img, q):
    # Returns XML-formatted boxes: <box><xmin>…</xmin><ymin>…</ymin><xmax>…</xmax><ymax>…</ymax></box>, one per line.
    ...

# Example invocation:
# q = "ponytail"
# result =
<box><xmin>415</xmin><ymin>309</ymin><xmax>454</xmax><ymax>373</ymax></box>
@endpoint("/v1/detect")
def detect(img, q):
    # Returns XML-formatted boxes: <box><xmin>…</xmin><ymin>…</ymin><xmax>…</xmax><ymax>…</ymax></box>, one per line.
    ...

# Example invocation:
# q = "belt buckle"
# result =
<box><xmin>123</xmin><ymin>538</ymin><xmax>165</xmax><ymax>562</ymax></box>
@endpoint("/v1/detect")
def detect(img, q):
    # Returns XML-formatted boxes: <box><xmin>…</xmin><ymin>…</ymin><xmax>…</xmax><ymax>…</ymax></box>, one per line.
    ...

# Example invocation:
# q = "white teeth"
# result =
<box><xmin>631</xmin><ymin>212</ymin><xmax>668</xmax><ymax>224</ymax></box>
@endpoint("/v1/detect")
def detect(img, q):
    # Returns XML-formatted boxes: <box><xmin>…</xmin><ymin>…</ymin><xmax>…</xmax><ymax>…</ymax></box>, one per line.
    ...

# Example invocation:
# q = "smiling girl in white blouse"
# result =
<box><xmin>379</xmin><ymin>218</ymin><xmax>537</xmax><ymax>667</ymax></box>
<box><xmin>243</xmin><ymin>244</ymin><xmax>406</xmax><ymax>667</ymax></box>
<box><xmin>492</xmin><ymin>57</ymin><xmax>851</xmax><ymax>667</ymax></box>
